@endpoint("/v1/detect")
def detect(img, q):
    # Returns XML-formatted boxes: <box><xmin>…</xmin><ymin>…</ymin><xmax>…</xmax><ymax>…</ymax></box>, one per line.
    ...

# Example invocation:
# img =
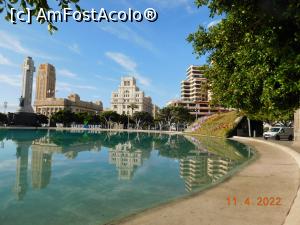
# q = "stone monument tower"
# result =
<box><xmin>19</xmin><ymin>57</ymin><xmax>35</xmax><ymax>113</ymax></box>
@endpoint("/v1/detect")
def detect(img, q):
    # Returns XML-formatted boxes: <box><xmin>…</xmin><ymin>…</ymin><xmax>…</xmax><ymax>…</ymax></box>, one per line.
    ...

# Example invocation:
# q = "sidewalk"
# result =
<box><xmin>265</xmin><ymin>138</ymin><xmax>300</xmax><ymax>153</ymax></box>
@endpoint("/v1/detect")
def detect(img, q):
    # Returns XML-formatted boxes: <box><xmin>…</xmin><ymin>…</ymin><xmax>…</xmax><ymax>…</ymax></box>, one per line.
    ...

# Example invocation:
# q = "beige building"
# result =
<box><xmin>35</xmin><ymin>64</ymin><xmax>56</xmax><ymax>100</ymax></box>
<box><xmin>111</xmin><ymin>77</ymin><xmax>153</xmax><ymax>116</ymax></box>
<box><xmin>168</xmin><ymin>65</ymin><xmax>227</xmax><ymax>117</ymax></box>
<box><xmin>167</xmin><ymin>99</ymin><xmax>227</xmax><ymax>117</ymax></box>
<box><xmin>181</xmin><ymin>65</ymin><xmax>208</xmax><ymax>102</ymax></box>
<box><xmin>34</xmin><ymin>64</ymin><xmax>103</xmax><ymax>117</ymax></box>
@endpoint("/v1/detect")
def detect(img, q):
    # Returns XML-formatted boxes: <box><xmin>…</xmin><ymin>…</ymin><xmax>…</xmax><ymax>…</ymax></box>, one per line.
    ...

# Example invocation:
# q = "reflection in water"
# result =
<box><xmin>0</xmin><ymin>129</ymin><xmax>252</xmax><ymax>201</ymax></box>
<box><xmin>180</xmin><ymin>151</ymin><xmax>236</xmax><ymax>192</ymax></box>
<box><xmin>31</xmin><ymin>149</ymin><xmax>52</xmax><ymax>189</ymax></box>
<box><xmin>109</xmin><ymin>142</ymin><xmax>144</xmax><ymax>180</ymax></box>
<box><xmin>15</xmin><ymin>142</ymin><xmax>29</xmax><ymax>200</ymax></box>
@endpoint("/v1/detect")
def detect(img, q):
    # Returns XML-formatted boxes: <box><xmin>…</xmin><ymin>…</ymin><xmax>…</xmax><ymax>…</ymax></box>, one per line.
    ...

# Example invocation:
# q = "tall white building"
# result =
<box><xmin>181</xmin><ymin>65</ymin><xmax>208</xmax><ymax>102</ymax></box>
<box><xmin>19</xmin><ymin>57</ymin><xmax>35</xmax><ymax>113</ymax></box>
<box><xmin>111</xmin><ymin>77</ymin><xmax>153</xmax><ymax>116</ymax></box>
<box><xmin>168</xmin><ymin>65</ymin><xmax>227</xmax><ymax>117</ymax></box>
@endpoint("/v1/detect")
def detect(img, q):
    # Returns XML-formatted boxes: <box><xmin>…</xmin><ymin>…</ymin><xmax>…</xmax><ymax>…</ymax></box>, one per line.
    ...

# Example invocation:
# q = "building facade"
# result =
<box><xmin>35</xmin><ymin>64</ymin><xmax>56</xmax><ymax>100</ymax></box>
<box><xmin>111</xmin><ymin>77</ymin><xmax>153</xmax><ymax>116</ymax></box>
<box><xmin>168</xmin><ymin>65</ymin><xmax>227</xmax><ymax>117</ymax></box>
<box><xmin>167</xmin><ymin>99</ymin><xmax>227</xmax><ymax>117</ymax></box>
<box><xmin>34</xmin><ymin>64</ymin><xmax>103</xmax><ymax>117</ymax></box>
<box><xmin>19</xmin><ymin>57</ymin><xmax>35</xmax><ymax>113</ymax></box>
<box><xmin>181</xmin><ymin>65</ymin><xmax>208</xmax><ymax>102</ymax></box>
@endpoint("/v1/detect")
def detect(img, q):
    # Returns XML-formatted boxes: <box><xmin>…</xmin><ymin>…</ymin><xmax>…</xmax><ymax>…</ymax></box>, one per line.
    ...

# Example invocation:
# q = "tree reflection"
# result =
<box><xmin>0</xmin><ymin>129</ymin><xmax>252</xmax><ymax>199</ymax></box>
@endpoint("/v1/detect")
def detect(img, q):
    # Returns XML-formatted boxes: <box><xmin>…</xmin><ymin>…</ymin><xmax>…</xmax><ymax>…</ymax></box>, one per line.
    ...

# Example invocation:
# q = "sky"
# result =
<box><xmin>0</xmin><ymin>0</ymin><xmax>221</xmax><ymax>112</ymax></box>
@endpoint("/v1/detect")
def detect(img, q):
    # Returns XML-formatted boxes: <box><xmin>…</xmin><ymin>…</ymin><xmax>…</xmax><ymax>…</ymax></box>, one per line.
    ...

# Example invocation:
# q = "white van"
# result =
<box><xmin>263</xmin><ymin>127</ymin><xmax>294</xmax><ymax>141</ymax></box>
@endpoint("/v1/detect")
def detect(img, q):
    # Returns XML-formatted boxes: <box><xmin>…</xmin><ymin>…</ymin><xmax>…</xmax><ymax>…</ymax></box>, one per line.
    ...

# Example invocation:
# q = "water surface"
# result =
<box><xmin>0</xmin><ymin>129</ymin><xmax>253</xmax><ymax>225</ymax></box>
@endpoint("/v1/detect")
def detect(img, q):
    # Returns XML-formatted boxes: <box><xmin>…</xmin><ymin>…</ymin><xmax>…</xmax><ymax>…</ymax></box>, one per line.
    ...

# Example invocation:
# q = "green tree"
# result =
<box><xmin>188</xmin><ymin>0</ymin><xmax>300</xmax><ymax>121</ymax></box>
<box><xmin>157</xmin><ymin>106</ymin><xmax>175</xmax><ymax>130</ymax></box>
<box><xmin>36</xmin><ymin>114</ymin><xmax>48</xmax><ymax>125</ymax></box>
<box><xmin>119</xmin><ymin>114</ymin><xmax>130</xmax><ymax>129</ymax></box>
<box><xmin>74</xmin><ymin>112</ymin><xmax>88</xmax><ymax>124</ymax></box>
<box><xmin>173</xmin><ymin>106</ymin><xmax>193</xmax><ymax>131</ymax></box>
<box><xmin>0</xmin><ymin>113</ymin><xmax>7</xmax><ymax>125</ymax></box>
<box><xmin>51</xmin><ymin>110</ymin><xmax>75</xmax><ymax>127</ymax></box>
<box><xmin>127</xmin><ymin>103</ymin><xmax>138</xmax><ymax>128</ymax></box>
<box><xmin>132</xmin><ymin>111</ymin><xmax>154</xmax><ymax>129</ymax></box>
<box><xmin>0</xmin><ymin>0</ymin><xmax>83</xmax><ymax>33</ymax></box>
<box><xmin>100</xmin><ymin>111</ymin><xmax>120</xmax><ymax>129</ymax></box>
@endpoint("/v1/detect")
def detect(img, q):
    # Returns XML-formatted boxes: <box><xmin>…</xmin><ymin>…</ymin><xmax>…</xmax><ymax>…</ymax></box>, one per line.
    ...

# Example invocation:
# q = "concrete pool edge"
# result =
<box><xmin>234</xmin><ymin>137</ymin><xmax>300</xmax><ymax>225</ymax></box>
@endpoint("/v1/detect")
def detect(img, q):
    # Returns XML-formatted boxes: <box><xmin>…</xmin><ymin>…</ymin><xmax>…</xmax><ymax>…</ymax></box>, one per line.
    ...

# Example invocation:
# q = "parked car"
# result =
<box><xmin>263</xmin><ymin>127</ymin><xmax>294</xmax><ymax>141</ymax></box>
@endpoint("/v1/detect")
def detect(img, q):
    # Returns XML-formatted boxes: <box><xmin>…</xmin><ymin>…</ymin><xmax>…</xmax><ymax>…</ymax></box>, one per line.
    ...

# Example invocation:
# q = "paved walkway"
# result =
<box><xmin>108</xmin><ymin>138</ymin><xmax>300</xmax><ymax>225</ymax></box>
<box><xmin>264</xmin><ymin>138</ymin><xmax>300</xmax><ymax>153</ymax></box>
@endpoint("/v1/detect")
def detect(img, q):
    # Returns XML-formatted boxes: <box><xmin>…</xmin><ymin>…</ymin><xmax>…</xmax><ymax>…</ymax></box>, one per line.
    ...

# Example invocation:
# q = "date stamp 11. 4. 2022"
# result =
<box><xmin>227</xmin><ymin>196</ymin><xmax>282</xmax><ymax>207</ymax></box>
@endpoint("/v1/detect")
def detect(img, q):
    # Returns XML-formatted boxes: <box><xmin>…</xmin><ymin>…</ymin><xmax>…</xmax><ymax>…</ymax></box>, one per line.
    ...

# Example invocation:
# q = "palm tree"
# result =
<box><xmin>127</xmin><ymin>103</ymin><xmax>138</xmax><ymax>129</ymax></box>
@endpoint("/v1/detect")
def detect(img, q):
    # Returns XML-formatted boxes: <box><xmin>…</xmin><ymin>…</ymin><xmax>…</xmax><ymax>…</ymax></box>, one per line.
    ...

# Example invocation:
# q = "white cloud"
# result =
<box><xmin>68</xmin><ymin>43</ymin><xmax>80</xmax><ymax>54</ymax></box>
<box><xmin>99</xmin><ymin>24</ymin><xmax>158</xmax><ymax>54</ymax></box>
<box><xmin>0</xmin><ymin>54</ymin><xmax>17</xmax><ymax>67</ymax></box>
<box><xmin>0</xmin><ymin>31</ymin><xmax>28</xmax><ymax>54</ymax></box>
<box><xmin>75</xmin><ymin>84</ymin><xmax>97</xmax><ymax>90</ymax></box>
<box><xmin>106</xmin><ymin>52</ymin><xmax>137</xmax><ymax>72</ymax></box>
<box><xmin>0</xmin><ymin>30</ymin><xmax>59</xmax><ymax>60</ymax></box>
<box><xmin>95</xmin><ymin>75</ymin><xmax>119</xmax><ymax>82</ymax></box>
<box><xmin>57</xmin><ymin>69</ymin><xmax>78</xmax><ymax>78</ymax></box>
<box><xmin>57</xmin><ymin>82</ymin><xmax>97</xmax><ymax>92</ymax></box>
<box><xmin>105</xmin><ymin>52</ymin><xmax>151</xmax><ymax>86</ymax></box>
<box><xmin>0</xmin><ymin>74</ymin><xmax>21</xmax><ymax>87</ymax></box>
<box><xmin>207</xmin><ymin>19</ymin><xmax>221</xmax><ymax>28</ymax></box>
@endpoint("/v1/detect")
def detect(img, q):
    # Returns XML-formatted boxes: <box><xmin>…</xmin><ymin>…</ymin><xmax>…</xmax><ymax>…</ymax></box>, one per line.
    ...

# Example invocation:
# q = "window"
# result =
<box><xmin>124</xmin><ymin>81</ymin><xmax>130</xmax><ymax>86</ymax></box>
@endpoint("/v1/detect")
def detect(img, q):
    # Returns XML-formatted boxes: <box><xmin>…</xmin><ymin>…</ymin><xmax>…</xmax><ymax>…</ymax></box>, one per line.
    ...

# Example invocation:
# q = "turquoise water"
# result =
<box><xmin>0</xmin><ymin>129</ymin><xmax>252</xmax><ymax>225</ymax></box>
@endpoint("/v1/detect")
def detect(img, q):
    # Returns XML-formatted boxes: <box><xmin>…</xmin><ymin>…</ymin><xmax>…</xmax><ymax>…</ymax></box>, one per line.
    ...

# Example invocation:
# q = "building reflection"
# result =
<box><xmin>0</xmin><ymin>129</ymin><xmax>249</xmax><ymax>200</ymax></box>
<box><xmin>14</xmin><ymin>142</ymin><xmax>30</xmax><ymax>200</ymax></box>
<box><xmin>31</xmin><ymin>148</ymin><xmax>52</xmax><ymax>189</ymax></box>
<box><xmin>179</xmin><ymin>149</ymin><xmax>237</xmax><ymax>192</ymax></box>
<box><xmin>109</xmin><ymin>142</ymin><xmax>144</xmax><ymax>180</ymax></box>
<box><xmin>180</xmin><ymin>151</ymin><xmax>212</xmax><ymax>192</ymax></box>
